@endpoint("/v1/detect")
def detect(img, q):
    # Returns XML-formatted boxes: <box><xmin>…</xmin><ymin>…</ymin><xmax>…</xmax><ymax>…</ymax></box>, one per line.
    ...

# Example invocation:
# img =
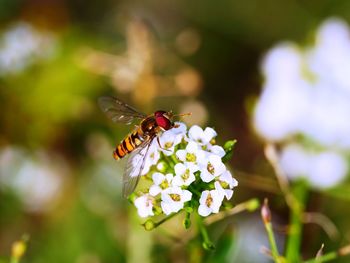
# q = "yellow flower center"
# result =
<box><xmin>170</xmin><ymin>194</ymin><xmax>181</xmax><ymax>201</ymax></box>
<box><xmin>206</xmin><ymin>193</ymin><xmax>213</xmax><ymax>207</ymax></box>
<box><xmin>220</xmin><ymin>181</ymin><xmax>229</xmax><ymax>189</ymax></box>
<box><xmin>160</xmin><ymin>180</ymin><xmax>169</xmax><ymax>189</ymax></box>
<box><xmin>165</xmin><ymin>142</ymin><xmax>173</xmax><ymax>149</ymax></box>
<box><xmin>186</xmin><ymin>153</ymin><xmax>196</xmax><ymax>162</ymax></box>
<box><xmin>207</xmin><ymin>162</ymin><xmax>215</xmax><ymax>175</ymax></box>
<box><xmin>181</xmin><ymin>169</ymin><xmax>190</xmax><ymax>180</ymax></box>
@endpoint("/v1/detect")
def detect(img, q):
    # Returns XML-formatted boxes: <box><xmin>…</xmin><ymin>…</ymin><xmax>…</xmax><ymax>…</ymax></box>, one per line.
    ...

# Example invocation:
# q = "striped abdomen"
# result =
<box><xmin>113</xmin><ymin>129</ymin><xmax>144</xmax><ymax>160</ymax></box>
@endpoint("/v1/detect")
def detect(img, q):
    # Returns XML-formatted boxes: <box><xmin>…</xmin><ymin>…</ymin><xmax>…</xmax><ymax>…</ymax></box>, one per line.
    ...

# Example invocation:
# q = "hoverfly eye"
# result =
<box><xmin>155</xmin><ymin>114</ymin><xmax>172</xmax><ymax>130</ymax></box>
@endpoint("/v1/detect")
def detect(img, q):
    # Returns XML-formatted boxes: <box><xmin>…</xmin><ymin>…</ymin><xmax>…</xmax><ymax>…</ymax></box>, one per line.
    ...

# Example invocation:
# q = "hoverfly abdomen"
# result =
<box><xmin>113</xmin><ymin>130</ymin><xmax>144</xmax><ymax>160</ymax></box>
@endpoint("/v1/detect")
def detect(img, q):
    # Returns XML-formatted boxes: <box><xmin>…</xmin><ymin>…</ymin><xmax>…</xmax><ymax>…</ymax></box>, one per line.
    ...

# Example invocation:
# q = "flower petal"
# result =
<box><xmin>200</xmin><ymin>170</ymin><xmax>215</xmax><ymax>183</ymax></box>
<box><xmin>182</xmin><ymin>190</ymin><xmax>192</xmax><ymax>202</ymax></box>
<box><xmin>203</xmin><ymin>127</ymin><xmax>217</xmax><ymax>142</ymax></box>
<box><xmin>198</xmin><ymin>204</ymin><xmax>211</xmax><ymax>217</ymax></box>
<box><xmin>152</xmin><ymin>172</ymin><xmax>165</xmax><ymax>185</ymax></box>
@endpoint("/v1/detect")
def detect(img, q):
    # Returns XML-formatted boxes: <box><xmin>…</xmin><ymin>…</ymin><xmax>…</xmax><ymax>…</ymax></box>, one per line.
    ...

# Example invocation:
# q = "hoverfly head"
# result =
<box><xmin>155</xmin><ymin>110</ymin><xmax>173</xmax><ymax>130</ymax></box>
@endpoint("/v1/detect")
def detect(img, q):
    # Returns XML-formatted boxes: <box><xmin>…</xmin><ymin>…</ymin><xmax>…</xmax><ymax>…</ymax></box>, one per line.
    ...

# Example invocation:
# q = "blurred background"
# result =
<box><xmin>1</xmin><ymin>0</ymin><xmax>350</xmax><ymax>262</ymax></box>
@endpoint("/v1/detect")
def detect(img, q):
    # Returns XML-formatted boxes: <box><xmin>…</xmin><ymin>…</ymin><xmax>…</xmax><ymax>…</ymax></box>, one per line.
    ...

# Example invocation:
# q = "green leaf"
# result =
<box><xmin>222</xmin><ymin>140</ymin><xmax>237</xmax><ymax>163</ymax></box>
<box><xmin>324</xmin><ymin>184</ymin><xmax>350</xmax><ymax>201</ymax></box>
<box><xmin>207</xmin><ymin>225</ymin><xmax>236</xmax><ymax>263</ymax></box>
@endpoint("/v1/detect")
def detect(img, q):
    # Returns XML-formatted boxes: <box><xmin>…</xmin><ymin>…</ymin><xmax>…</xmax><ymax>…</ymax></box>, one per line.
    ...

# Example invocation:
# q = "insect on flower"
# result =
<box><xmin>98</xmin><ymin>96</ymin><xmax>191</xmax><ymax>197</ymax></box>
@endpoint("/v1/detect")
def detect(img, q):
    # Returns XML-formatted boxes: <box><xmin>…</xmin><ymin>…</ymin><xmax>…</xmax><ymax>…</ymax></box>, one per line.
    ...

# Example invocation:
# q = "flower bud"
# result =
<box><xmin>153</xmin><ymin>205</ymin><xmax>163</xmax><ymax>216</ymax></box>
<box><xmin>183</xmin><ymin>217</ymin><xmax>191</xmax><ymax>229</ymax></box>
<box><xmin>11</xmin><ymin>240</ymin><xmax>26</xmax><ymax>260</ymax></box>
<box><xmin>261</xmin><ymin>198</ymin><xmax>271</xmax><ymax>224</ymax></box>
<box><xmin>185</xmin><ymin>206</ymin><xmax>193</xmax><ymax>213</ymax></box>
<box><xmin>202</xmin><ymin>241</ymin><xmax>215</xmax><ymax>251</ymax></box>
<box><xmin>156</xmin><ymin>161</ymin><xmax>168</xmax><ymax>173</ymax></box>
<box><xmin>143</xmin><ymin>219</ymin><xmax>155</xmax><ymax>231</ymax></box>
<box><xmin>246</xmin><ymin>198</ymin><xmax>260</xmax><ymax>212</ymax></box>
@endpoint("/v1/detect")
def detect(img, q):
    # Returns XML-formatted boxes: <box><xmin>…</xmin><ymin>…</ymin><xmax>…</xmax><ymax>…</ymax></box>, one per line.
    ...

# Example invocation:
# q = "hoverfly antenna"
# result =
<box><xmin>173</xmin><ymin>112</ymin><xmax>192</xmax><ymax>119</ymax></box>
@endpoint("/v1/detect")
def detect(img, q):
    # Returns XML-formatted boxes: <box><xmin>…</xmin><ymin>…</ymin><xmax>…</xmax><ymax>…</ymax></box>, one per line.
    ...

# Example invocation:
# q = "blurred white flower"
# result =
<box><xmin>255</xmin><ymin>18</ymin><xmax>350</xmax><ymax>149</ymax></box>
<box><xmin>172</xmin><ymin>162</ymin><xmax>198</xmax><ymax>186</ymax></box>
<box><xmin>0</xmin><ymin>22</ymin><xmax>57</xmax><ymax>75</ymax></box>
<box><xmin>0</xmin><ymin>146</ymin><xmax>66</xmax><ymax>212</ymax></box>
<box><xmin>198</xmin><ymin>189</ymin><xmax>224</xmax><ymax>217</ymax></box>
<box><xmin>149</xmin><ymin>172</ymin><xmax>174</xmax><ymax>196</ymax></box>
<box><xmin>161</xmin><ymin>187</ymin><xmax>192</xmax><ymax>215</ymax></box>
<box><xmin>254</xmin><ymin>17</ymin><xmax>350</xmax><ymax>188</ymax></box>
<box><xmin>199</xmin><ymin>154</ymin><xmax>226</xmax><ymax>183</ymax></box>
<box><xmin>280</xmin><ymin>144</ymin><xmax>348</xmax><ymax>189</ymax></box>
<box><xmin>135</xmin><ymin>194</ymin><xmax>154</xmax><ymax>218</ymax></box>
<box><xmin>254</xmin><ymin>44</ymin><xmax>311</xmax><ymax>141</ymax></box>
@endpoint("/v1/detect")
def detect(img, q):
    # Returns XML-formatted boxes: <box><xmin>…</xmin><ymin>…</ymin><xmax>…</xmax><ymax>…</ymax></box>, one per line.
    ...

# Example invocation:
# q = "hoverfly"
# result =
<box><xmin>98</xmin><ymin>96</ymin><xmax>190</xmax><ymax>198</ymax></box>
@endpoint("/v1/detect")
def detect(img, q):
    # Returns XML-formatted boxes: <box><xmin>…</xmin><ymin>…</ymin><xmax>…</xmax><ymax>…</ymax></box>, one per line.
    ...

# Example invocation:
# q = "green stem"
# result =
<box><xmin>170</xmin><ymin>154</ymin><xmax>179</xmax><ymax>165</ymax></box>
<box><xmin>196</xmin><ymin>213</ymin><xmax>215</xmax><ymax>250</ymax></box>
<box><xmin>286</xmin><ymin>180</ymin><xmax>308</xmax><ymax>262</ymax></box>
<box><xmin>303</xmin><ymin>252</ymin><xmax>337</xmax><ymax>263</ymax></box>
<box><xmin>303</xmin><ymin>244</ymin><xmax>350</xmax><ymax>263</ymax></box>
<box><xmin>143</xmin><ymin>213</ymin><xmax>177</xmax><ymax>230</ymax></box>
<box><xmin>155</xmin><ymin>212</ymin><xmax>177</xmax><ymax>227</ymax></box>
<box><xmin>163</xmin><ymin>154</ymin><xmax>175</xmax><ymax>169</ymax></box>
<box><xmin>265</xmin><ymin>221</ymin><xmax>280</xmax><ymax>261</ymax></box>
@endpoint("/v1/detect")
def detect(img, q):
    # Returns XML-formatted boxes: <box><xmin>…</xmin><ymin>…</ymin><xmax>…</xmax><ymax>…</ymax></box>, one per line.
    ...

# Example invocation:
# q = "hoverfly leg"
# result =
<box><xmin>156</xmin><ymin>136</ymin><xmax>172</xmax><ymax>152</ymax></box>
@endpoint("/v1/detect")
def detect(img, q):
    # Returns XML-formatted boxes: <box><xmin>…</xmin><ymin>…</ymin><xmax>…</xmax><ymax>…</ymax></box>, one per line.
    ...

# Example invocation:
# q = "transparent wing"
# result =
<box><xmin>98</xmin><ymin>96</ymin><xmax>147</xmax><ymax>124</ymax></box>
<box><xmin>122</xmin><ymin>139</ymin><xmax>153</xmax><ymax>198</ymax></box>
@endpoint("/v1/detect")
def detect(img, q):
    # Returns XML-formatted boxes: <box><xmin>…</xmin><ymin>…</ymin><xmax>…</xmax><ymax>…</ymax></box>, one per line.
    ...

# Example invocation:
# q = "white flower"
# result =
<box><xmin>0</xmin><ymin>22</ymin><xmax>56</xmax><ymax>75</ymax></box>
<box><xmin>188</xmin><ymin>125</ymin><xmax>217</xmax><ymax>146</ymax></box>
<box><xmin>280</xmin><ymin>144</ymin><xmax>348</xmax><ymax>188</ymax></box>
<box><xmin>171</xmin><ymin>121</ymin><xmax>187</xmax><ymax>138</ymax></box>
<box><xmin>161</xmin><ymin>187</ymin><xmax>192</xmax><ymax>215</ymax></box>
<box><xmin>198</xmin><ymin>189</ymin><xmax>224</xmax><ymax>217</ymax></box>
<box><xmin>134</xmin><ymin>194</ymin><xmax>154</xmax><ymax>218</ymax></box>
<box><xmin>206</xmin><ymin>144</ymin><xmax>226</xmax><ymax>158</ymax></box>
<box><xmin>147</xmin><ymin>140</ymin><xmax>161</xmax><ymax>164</ymax></box>
<box><xmin>172</xmin><ymin>162</ymin><xmax>198</xmax><ymax>186</ymax></box>
<box><xmin>176</xmin><ymin>141</ymin><xmax>206</xmax><ymax>164</ymax></box>
<box><xmin>254</xmin><ymin>18</ymin><xmax>350</xmax><ymax>150</ymax></box>
<box><xmin>307</xmin><ymin>151</ymin><xmax>348</xmax><ymax>188</ymax></box>
<box><xmin>214</xmin><ymin>170</ymin><xmax>238</xmax><ymax>199</ymax></box>
<box><xmin>159</xmin><ymin>129</ymin><xmax>182</xmax><ymax>156</ymax></box>
<box><xmin>199</xmin><ymin>154</ymin><xmax>226</xmax><ymax>182</ymax></box>
<box><xmin>149</xmin><ymin>172</ymin><xmax>174</xmax><ymax>196</ymax></box>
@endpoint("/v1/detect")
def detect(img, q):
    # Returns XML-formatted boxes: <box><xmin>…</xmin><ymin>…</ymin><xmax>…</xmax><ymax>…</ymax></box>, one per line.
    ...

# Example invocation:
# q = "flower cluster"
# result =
<box><xmin>254</xmin><ymin>17</ymin><xmax>350</xmax><ymax>188</ymax></box>
<box><xmin>132</xmin><ymin>122</ymin><xmax>238</xmax><ymax>218</ymax></box>
<box><xmin>0</xmin><ymin>22</ymin><xmax>56</xmax><ymax>75</ymax></box>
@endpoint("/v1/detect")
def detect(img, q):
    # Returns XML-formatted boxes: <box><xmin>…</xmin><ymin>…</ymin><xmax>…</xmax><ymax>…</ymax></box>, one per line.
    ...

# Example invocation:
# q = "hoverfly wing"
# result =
<box><xmin>98</xmin><ymin>96</ymin><xmax>147</xmax><ymax>125</ymax></box>
<box><xmin>122</xmin><ymin>140</ymin><xmax>153</xmax><ymax>198</ymax></box>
